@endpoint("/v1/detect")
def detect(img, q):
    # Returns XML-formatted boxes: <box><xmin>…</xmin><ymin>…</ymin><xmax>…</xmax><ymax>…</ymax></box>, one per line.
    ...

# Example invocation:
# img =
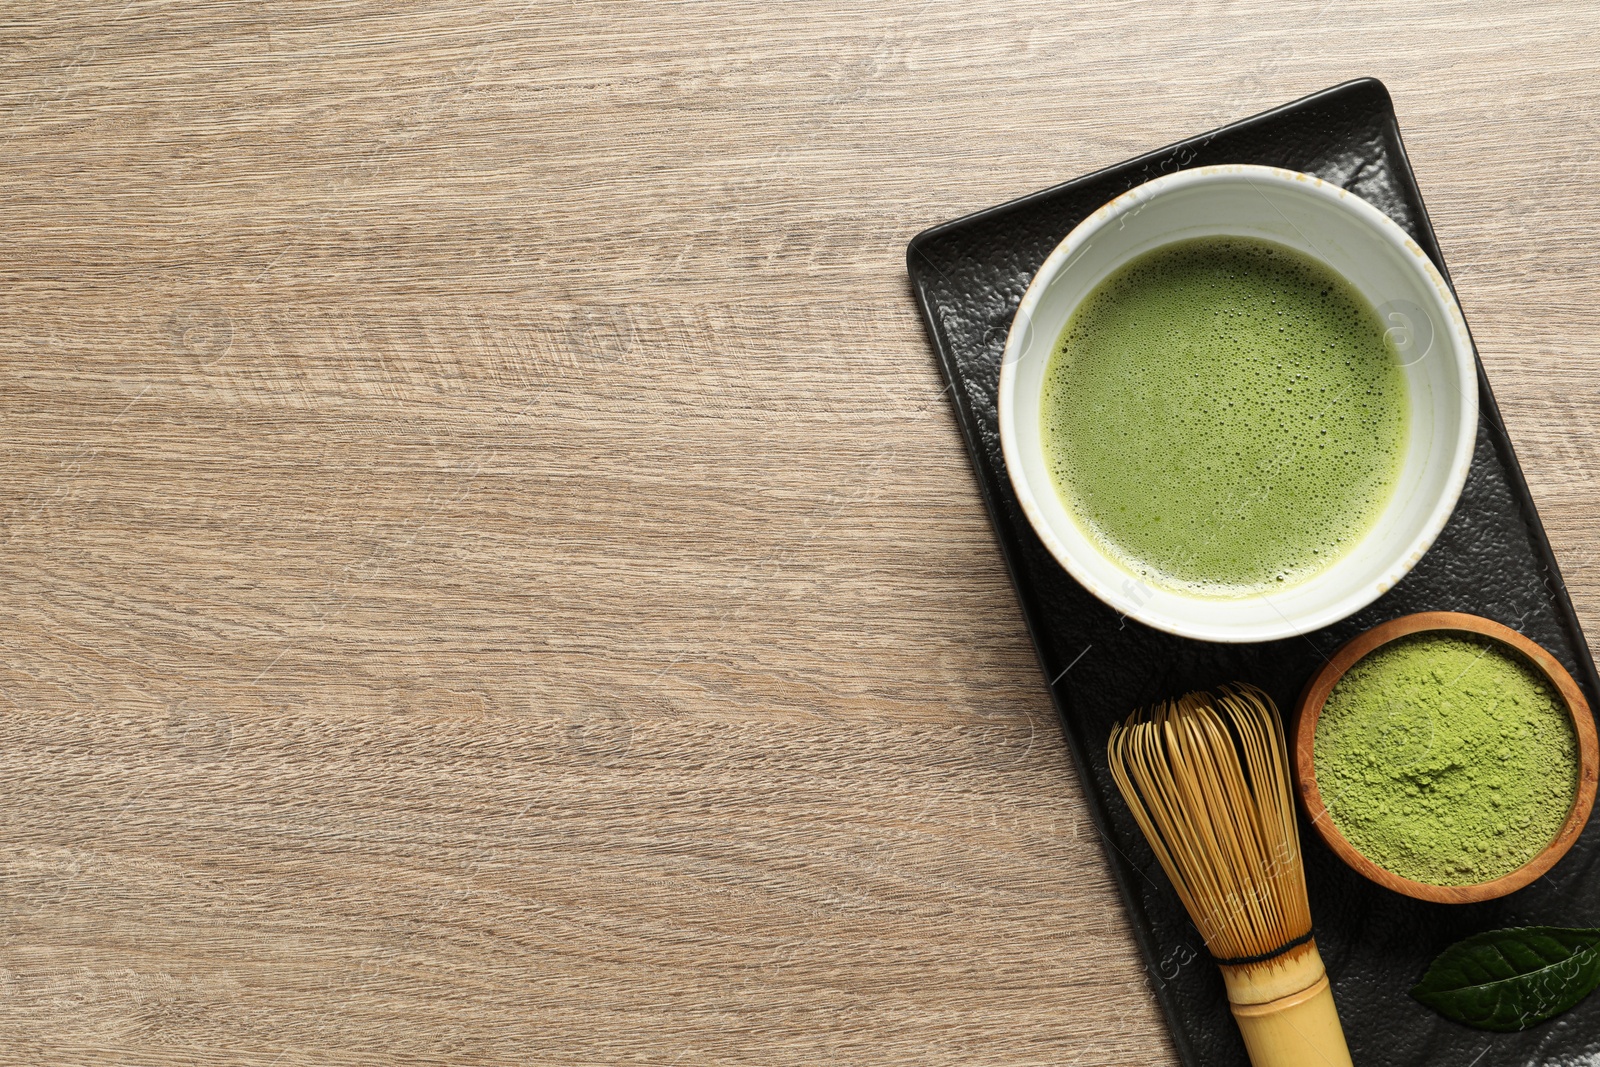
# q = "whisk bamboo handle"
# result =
<box><xmin>1230</xmin><ymin>975</ymin><xmax>1351</xmax><ymax>1067</ymax></box>
<box><xmin>1220</xmin><ymin>942</ymin><xmax>1353</xmax><ymax>1067</ymax></box>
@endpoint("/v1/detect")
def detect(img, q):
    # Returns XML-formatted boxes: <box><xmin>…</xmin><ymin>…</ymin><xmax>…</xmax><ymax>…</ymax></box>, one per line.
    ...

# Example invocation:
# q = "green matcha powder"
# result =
<box><xmin>1314</xmin><ymin>634</ymin><xmax>1578</xmax><ymax>886</ymax></box>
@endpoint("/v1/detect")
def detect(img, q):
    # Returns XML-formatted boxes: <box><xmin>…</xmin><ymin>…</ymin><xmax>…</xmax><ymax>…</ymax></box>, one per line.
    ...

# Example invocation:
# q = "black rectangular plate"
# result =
<box><xmin>906</xmin><ymin>78</ymin><xmax>1600</xmax><ymax>1067</ymax></box>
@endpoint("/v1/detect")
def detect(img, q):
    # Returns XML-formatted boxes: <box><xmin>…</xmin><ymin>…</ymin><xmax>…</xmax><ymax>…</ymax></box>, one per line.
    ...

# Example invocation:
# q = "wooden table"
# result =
<box><xmin>4</xmin><ymin>3</ymin><xmax>1597</xmax><ymax>1063</ymax></box>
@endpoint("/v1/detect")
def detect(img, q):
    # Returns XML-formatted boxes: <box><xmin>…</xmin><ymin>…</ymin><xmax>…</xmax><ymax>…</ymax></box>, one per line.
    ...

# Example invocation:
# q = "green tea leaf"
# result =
<box><xmin>1411</xmin><ymin>926</ymin><xmax>1600</xmax><ymax>1032</ymax></box>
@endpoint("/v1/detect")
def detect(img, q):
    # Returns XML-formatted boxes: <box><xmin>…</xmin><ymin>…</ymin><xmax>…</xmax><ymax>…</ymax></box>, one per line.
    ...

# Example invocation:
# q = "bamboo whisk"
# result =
<box><xmin>1107</xmin><ymin>684</ymin><xmax>1352</xmax><ymax>1067</ymax></box>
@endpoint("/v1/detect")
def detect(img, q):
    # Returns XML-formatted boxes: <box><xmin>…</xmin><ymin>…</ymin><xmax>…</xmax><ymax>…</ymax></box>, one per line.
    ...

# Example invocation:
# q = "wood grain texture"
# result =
<box><xmin>2</xmin><ymin>2</ymin><xmax>1598</xmax><ymax>1063</ymax></box>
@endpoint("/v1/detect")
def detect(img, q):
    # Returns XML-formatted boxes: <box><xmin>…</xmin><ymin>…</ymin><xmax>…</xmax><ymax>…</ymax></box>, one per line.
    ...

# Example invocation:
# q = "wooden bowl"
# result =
<box><xmin>1293</xmin><ymin>611</ymin><xmax>1599</xmax><ymax>903</ymax></box>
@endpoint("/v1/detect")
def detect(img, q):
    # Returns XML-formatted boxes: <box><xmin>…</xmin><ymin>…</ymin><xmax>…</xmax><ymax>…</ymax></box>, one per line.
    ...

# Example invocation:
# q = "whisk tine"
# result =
<box><xmin>1107</xmin><ymin>683</ymin><xmax>1310</xmax><ymax>961</ymax></box>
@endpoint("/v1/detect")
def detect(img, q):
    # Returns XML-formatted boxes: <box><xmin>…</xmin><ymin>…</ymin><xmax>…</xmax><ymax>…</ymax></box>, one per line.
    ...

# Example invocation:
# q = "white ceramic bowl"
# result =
<box><xmin>998</xmin><ymin>164</ymin><xmax>1477</xmax><ymax>643</ymax></box>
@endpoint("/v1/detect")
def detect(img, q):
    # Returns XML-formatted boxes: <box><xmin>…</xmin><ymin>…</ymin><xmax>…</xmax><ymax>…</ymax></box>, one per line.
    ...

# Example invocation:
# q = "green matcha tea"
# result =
<box><xmin>1040</xmin><ymin>236</ymin><xmax>1408</xmax><ymax>596</ymax></box>
<box><xmin>1314</xmin><ymin>633</ymin><xmax>1578</xmax><ymax>886</ymax></box>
